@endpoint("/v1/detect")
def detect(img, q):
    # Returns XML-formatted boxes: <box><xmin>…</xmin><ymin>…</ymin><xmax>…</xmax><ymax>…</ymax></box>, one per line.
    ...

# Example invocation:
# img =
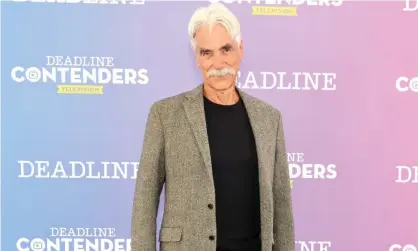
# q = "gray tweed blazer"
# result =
<box><xmin>131</xmin><ymin>84</ymin><xmax>295</xmax><ymax>251</ymax></box>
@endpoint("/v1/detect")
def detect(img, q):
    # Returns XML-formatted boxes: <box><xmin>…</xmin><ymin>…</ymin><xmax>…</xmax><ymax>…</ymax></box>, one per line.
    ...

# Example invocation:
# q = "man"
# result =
<box><xmin>131</xmin><ymin>3</ymin><xmax>294</xmax><ymax>251</ymax></box>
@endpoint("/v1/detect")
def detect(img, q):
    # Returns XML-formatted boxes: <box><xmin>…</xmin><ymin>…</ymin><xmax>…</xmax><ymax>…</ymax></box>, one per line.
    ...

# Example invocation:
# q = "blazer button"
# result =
<box><xmin>209</xmin><ymin>235</ymin><xmax>215</xmax><ymax>240</ymax></box>
<box><xmin>208</xmin><ymin>204</ymin><xmax>213</xmax><ymax>209</ymax></box>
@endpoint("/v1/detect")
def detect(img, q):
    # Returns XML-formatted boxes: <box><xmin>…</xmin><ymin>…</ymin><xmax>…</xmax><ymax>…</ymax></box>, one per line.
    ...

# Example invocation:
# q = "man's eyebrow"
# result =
<box><xmin>219</xmin><ymin>43</ymin><xmax>233</xmax><ymax>50</ymax></box>
<box><xmin>199</xmin><ymin>48</ymin><xmax>212</xmax><ymax>54</ymax></box>
<box><xmin>199</xmin><ymin>44</ymin><xmax>233</xmax><ymax>54</ymax></box>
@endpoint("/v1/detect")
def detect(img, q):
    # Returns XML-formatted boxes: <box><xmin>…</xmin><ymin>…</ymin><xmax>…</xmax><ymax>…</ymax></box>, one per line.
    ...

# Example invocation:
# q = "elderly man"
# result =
<box><xmin>131</xmin><ymin>3</ymin><xmax>295</xmax><ymax>251</ymax></box>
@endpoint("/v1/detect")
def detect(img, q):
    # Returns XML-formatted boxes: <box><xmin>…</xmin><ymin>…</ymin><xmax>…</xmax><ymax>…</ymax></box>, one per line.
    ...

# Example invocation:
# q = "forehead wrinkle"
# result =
<box><xmin>200</xmin><ymin>43</ymin><xmax>231</xmax><ymax>51</ymax></box>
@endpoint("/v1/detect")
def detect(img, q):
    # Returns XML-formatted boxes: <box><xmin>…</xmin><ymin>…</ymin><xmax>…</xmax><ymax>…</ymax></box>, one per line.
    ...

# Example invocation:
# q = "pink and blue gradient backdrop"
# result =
<box><xmin>2</xmin><ymin>1</ymin><xmax>418</xmax><ymax>250</ymax></box>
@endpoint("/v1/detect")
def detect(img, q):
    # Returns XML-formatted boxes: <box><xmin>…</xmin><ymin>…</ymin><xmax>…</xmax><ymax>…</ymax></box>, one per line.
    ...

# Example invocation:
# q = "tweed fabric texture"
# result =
<box><xmin>131</xmin><ymin>84</ymin><xmax>295</xmax><ymax>251</ymax></box>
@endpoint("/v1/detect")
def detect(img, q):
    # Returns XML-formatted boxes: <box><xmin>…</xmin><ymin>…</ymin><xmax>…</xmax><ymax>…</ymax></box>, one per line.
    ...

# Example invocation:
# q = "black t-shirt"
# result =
<box><xmin>203</xmin><ymin>95</ymin><xmax>261</xmax><ymax>251</ymax></box>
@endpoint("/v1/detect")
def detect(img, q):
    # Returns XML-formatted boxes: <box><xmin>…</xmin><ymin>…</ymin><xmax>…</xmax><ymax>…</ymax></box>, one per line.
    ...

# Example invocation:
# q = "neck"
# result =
<box><xmin>203</xmin><ymin>83</ymin><xmax>239</xmax><ymax>105</ymax></box>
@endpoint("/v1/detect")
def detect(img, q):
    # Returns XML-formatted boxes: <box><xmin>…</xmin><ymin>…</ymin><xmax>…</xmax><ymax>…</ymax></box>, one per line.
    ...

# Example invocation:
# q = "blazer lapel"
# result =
<box><xmin>182</xmin><ymin>85</ymin><xmax>270</xmax><ymax>240</ymax></box>
<box><xmin>238</xmin><ymin>88</ymin><xmax>267</xmax><ymax>172</ymax></box>
<box><xmin>182</xmin><ymin>84</ymin><xmax>214</xmax><ymax>187</ymax></box>
<box><xmin>238</xmin><ymin>88</ymin><xmax>272</xmax><ymax>242</ymax></box>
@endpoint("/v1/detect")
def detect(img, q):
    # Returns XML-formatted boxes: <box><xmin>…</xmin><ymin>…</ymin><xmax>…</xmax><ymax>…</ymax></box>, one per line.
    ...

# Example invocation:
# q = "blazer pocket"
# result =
<box><xmin>159</xmin><ymin>227</ymin><xmax>183</xmax><ymax>242</ymax></box>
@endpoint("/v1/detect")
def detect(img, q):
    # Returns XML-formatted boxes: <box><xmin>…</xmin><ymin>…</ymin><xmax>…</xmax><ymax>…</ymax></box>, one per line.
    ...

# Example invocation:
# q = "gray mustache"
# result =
<box><xmin>206</xmin><ymin>68</ymin><xmax>235</xmax><ymax>77</ymax></box>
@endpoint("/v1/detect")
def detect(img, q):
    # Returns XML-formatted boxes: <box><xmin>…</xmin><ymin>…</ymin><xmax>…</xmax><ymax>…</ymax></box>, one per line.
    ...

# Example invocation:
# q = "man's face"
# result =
<box><xmin>194</xmin><ymin>23</ymin><xmax>243</xmax><ymax>92</ymax></box>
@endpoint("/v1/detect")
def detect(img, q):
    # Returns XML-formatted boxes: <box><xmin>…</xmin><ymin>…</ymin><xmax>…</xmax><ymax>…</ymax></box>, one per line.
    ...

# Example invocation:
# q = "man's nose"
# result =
<box><xmin>212</xmin><ymin>54</ymin><xmax>226</xmax><ymax>69</ymax></box>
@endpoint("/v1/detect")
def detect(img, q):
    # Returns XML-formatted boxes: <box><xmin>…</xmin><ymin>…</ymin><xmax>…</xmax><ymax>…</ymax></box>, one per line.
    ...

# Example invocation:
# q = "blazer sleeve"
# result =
<box><xmin>131</xmin><ymin>103</ymin><xmax>166</xmax><ymax>251</ymax></box>
<box><xmin>273</xmin><ymin>111</ymin><xmax>295</xmax><ymax>251</ymax></box>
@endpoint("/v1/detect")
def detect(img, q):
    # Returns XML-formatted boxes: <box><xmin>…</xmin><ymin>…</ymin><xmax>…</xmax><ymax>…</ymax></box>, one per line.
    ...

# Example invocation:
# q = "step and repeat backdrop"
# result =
<box><xmin>2</xmin><ymin>0</ymin><xmax>418</xmax><ymax>250</ymax></box>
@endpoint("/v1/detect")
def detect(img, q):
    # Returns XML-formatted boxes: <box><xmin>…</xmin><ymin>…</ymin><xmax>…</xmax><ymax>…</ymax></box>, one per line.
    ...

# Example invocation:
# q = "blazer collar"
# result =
<box><xmin>184</xmin><ymin>83</ymin><xmax>253</xmax><ymax>104</ymax></box>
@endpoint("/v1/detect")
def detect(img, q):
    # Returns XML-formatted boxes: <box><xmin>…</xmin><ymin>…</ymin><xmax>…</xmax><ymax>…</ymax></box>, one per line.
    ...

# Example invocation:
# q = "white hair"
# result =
<box><xmin>188</xmin><ymin>3</ymin><xmax>241</xmax><ymax>51</ymax></box>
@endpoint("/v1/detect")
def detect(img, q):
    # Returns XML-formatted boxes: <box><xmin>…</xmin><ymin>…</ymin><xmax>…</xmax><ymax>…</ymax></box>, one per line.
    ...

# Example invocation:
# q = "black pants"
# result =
<box><xmin>216</xmin><ymin>243</ymin><xmax>262</xmax><ymax>251</ymax></box>
<box><xmin>216</xmin><ymin>248</ymin><xmax>262</xmax><ymax>251</ymax></box>
<box><xmin>216</xmin><ymin>235</ymin><xmax>262</xmax><ymax>251</ymax></box>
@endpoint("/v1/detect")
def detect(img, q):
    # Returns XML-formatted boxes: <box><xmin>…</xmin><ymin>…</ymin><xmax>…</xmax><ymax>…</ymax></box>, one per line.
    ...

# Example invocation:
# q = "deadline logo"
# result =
<box><xmin>16</xmin><ymin>227</ymin><xmax>131</xmax><ymax>251</ymax></box>
<box><xmin>209</xmin><ymin>0</ymin><xmax>343</xmax><ymax>17</ymax></box>
<box><xmin>403</xmin><ymin>0</ymin><xmax>418</xmax><ymax>11</ymax></box>
<box><xmin>11</xmin><ymin>56</ymin><xmax>149</xmax><ymax>95</ymax></box>
<box><xmin>287</xmin><ymin>152</ymin><xmax>337</xmax><ymax>188</ymax></box>
<box><xmin>17</xmin><ymin>160</ymin><xmax>140</xmax><ymax>180</ymax></box>
<box><xmin>236</xmin><ymin>71</ymin><xmax>337</xmax><ymax>91</ymax></box>
<box><xmin>296</xmin><ymin>240</ymin><xmax>332</xmax><ymax>251</ymax></box>
<box><xmin>395</xmin><ymin>165</ymin><xmax>418</xmax><ymax>184</ymax></box>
